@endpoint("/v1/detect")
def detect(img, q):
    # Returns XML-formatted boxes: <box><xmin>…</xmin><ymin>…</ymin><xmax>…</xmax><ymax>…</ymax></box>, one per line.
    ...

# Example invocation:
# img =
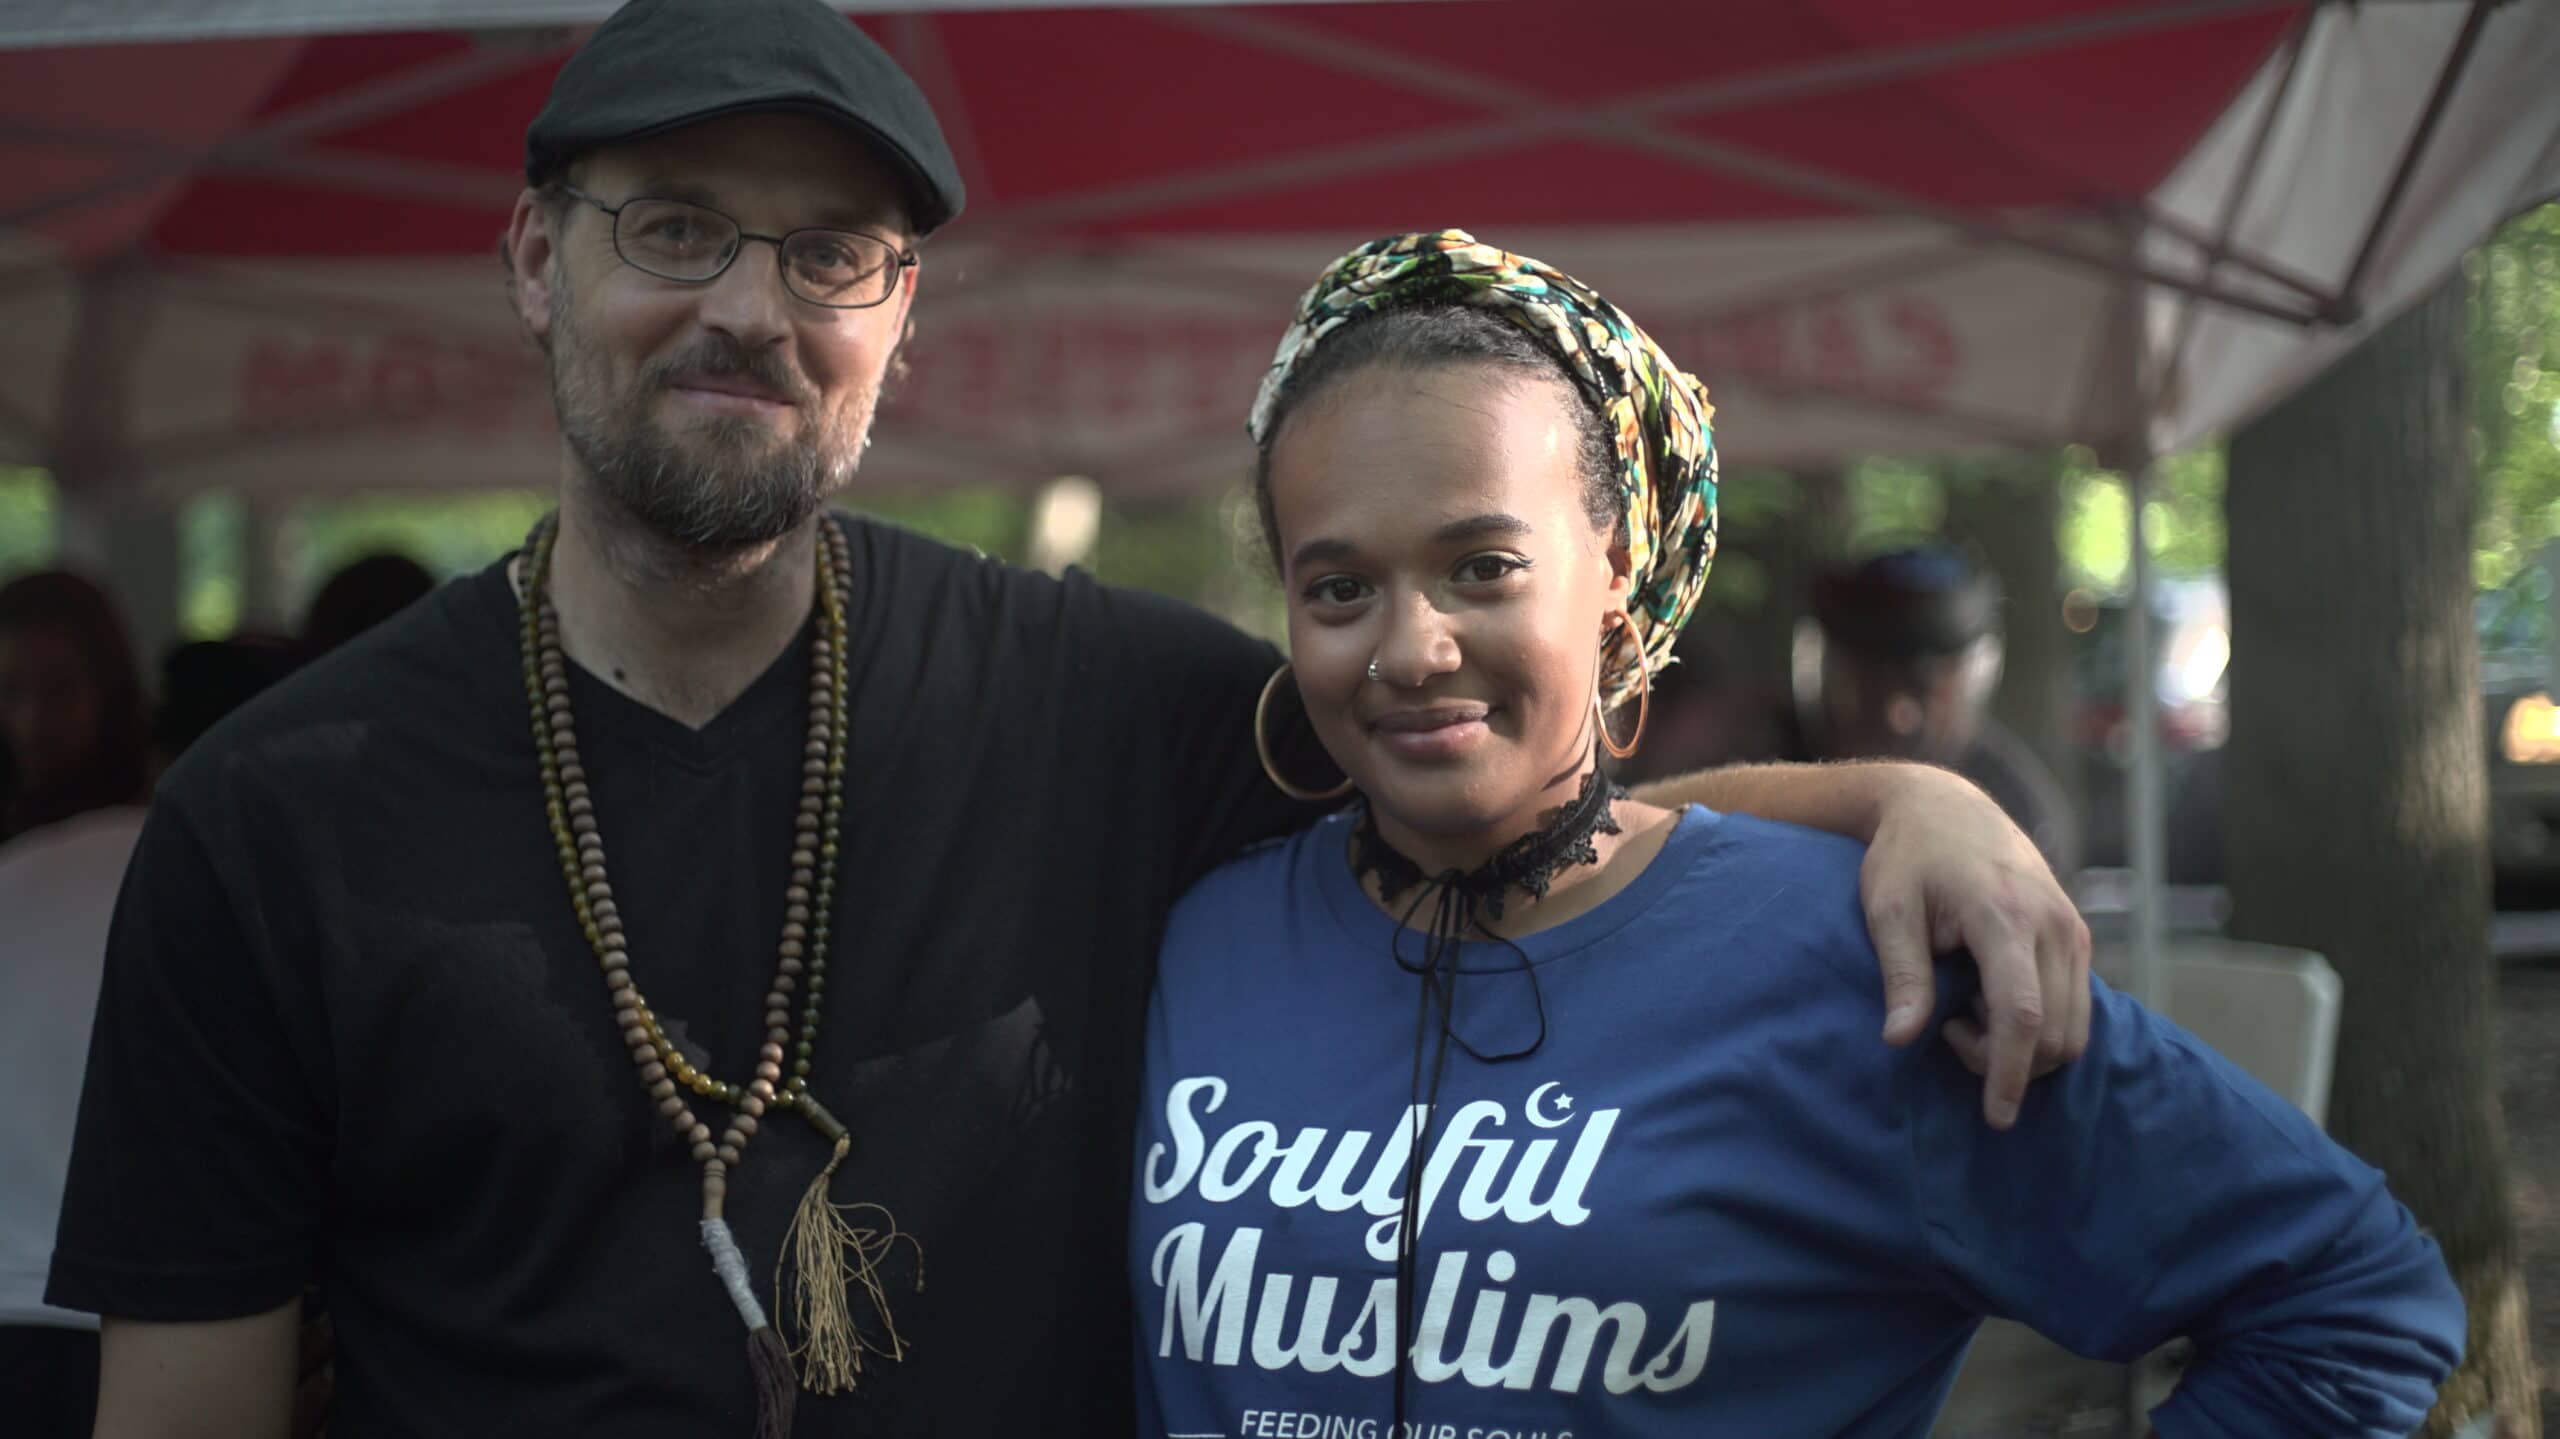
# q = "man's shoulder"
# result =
<box><xmin>837</xmin><ymin>507</ymin><xmax>981</xmax><ymax>575</ymax></box>
<box><xmin>838</xmin><ymin>509</ymin><xmax>1271</xmax><ymax>684</ymax></box>
<box><xmin>157</xmin><ymin>566</ymin><xmax>508</xmax><ymax>814</ymax></box>
<box><xmin>835</xmin><ymin>510</ymin><xmax>1104</xmax><ymax>643</ymax></box>
<box><xmin>838</xmin><ymin>509</ymin><xmax>1061</xmax><ymax>609</ymax></box>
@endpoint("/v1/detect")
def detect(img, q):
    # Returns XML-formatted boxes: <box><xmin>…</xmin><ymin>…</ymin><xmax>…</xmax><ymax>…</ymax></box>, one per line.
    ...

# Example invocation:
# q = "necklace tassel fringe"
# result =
<box><xmin>746</xmin><ymin>1321</ymin><xmax>798</xmax><ymax>1439</ymax></box>
<box><xmin>703</xmin><ymin>1217</ymin><xmax>797</xmax><ymax>1439</ymax></box>
<box><xmin>778</xmin><ymin>1135</ymin><xmax>924</xmax><ymax>1394</ymax></box>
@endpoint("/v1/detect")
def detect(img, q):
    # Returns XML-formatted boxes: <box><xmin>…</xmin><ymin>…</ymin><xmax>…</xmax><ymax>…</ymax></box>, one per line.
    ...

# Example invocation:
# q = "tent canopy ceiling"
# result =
<box><xmin>7</xmin><ymin>2</ymin><xmax>2292</xmax><ymax>254</ymax></box>
<box><xmin>0</xmin><ymin>0</ymin><xmax>2554</xmax><ymax>500</ymax></box>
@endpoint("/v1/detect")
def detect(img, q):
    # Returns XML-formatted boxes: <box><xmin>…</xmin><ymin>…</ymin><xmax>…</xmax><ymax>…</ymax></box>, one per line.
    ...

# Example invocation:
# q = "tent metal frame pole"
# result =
<box><xmin>1730</xmin><ymin>375</ymin><xmax>2065</xmax><ymax>451</ymax></box>
<box><xmin>990</xmin><ymin>0</ymin><xmax>2300</xmax><ymax>237</ymax></box>
<box><xmin>2329</xmin><ymin>0</ymin><xmax>2495</xmax><ymax>318</ymax></box>
<box><xmin>2109</xmin><ymin>216</ymin><xmax>2170</xmax><ymax>1025</ymax></box>
<box><xmin>0</xmin><ymin>260</ymin><xmax>77</xmax><ymax>303</ymax></box>
<box><xmin>0</xmin><ymin>41</ymin><xmax>552</xmax><ymax>233</ymax></box>
<box><xmin>1615</xmin><ymin>125</ymin><xmax>2326</xmax><ymax>326</ymax></box>
<box><xmin>933</xmin><ymin>245</ymin><xmax>1294</xmax><ymax>311</ymax></box>
<box><xmin>2120</xmin><ymin>434</ymin><xmax>2168</xmax><ymax>1439</ymax></box>
<box><xmin>0</xmin><ymin>389</ymin><xmax>46</xmax><ymax>458</ymax></box>
<box><xmin>2155</xmin><ymin>12</ymin><xmax>2316</xmax><ymax>406</ymax></box>
<box><xmin>2126</xmin><ymin>447</ymin><xmax>2169</xmax><ymax>1016</ymax></box>
<box><xmin>1169</xmin><ymin>0</ymin><xmax>2305</xmax><ymax>123</ymax></box>
<box><xmin>2139</xmin><ymin>203</ymin><xmax>2332</xmax><ymax>304</ymax></box>
<box><xmin>1653</xmin><ymin>241</ymin><xmax>1988</xmax><ymax>323</ymax></box>
<box><xmin>1161</xmin><ymin>4</ymin><xmax>2329</xmax><ymax>329</ymax></box>
<box><xmin>233</xmin><ymin>148</ymin><xmax>524</xmax><ymax>209</ymax></box>
<box><xmin>144</xmin><ymin>274</ymin><xmax>516</xmax><ymax>349</ymax></box>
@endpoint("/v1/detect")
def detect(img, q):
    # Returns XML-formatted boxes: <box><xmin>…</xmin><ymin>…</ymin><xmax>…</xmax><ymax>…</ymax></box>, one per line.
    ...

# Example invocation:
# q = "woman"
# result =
<box><xmin>0</xmin><ymin>569</ymin><xmax>151</xmax><ymax>1438</ymax></box>
<box><xmin>1132</xmin><ymin>233</ymin><xmax>2462</xmax><ymax>1436</ymax></box>
<box><xmin>0</xmin><ymin>570</ymin><xmax>150</xmax><ymax>843</ymax></box>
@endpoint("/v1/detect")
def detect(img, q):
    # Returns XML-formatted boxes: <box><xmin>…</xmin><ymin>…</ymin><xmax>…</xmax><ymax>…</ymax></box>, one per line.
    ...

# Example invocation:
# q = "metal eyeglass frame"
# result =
<box><xmin>560</xmin><ymin>184</ymin><xmax>917</xmax><ymax>310</ymax></box>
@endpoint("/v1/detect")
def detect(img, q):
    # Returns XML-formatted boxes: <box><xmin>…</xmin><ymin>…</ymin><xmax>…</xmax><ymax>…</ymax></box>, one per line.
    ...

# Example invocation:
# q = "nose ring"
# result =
<box><xmin>1367</xmin><ymin>658</ymin><xmax>1383</xmax><ymax>683</ymax></box>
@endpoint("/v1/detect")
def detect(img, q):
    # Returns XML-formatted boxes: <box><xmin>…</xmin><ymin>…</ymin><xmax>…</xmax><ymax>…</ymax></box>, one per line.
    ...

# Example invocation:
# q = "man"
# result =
<box><xmin>1789</xmin><ymin>547</ymin><xmax>2082</xmax><ymax>875</ymax></box>
<box><xmin>50</xmin><ymin>4</ymin><xmax>2089</xmax><ymax>1435</ymax></box>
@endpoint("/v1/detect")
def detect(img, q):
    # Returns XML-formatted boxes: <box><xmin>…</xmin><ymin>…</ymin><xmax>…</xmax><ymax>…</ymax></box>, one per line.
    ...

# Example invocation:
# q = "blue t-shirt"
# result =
<box><xmin>1132</xmin><ymin>807</ymin><xmax>2462</xmax><ymax>1439</ymax></box>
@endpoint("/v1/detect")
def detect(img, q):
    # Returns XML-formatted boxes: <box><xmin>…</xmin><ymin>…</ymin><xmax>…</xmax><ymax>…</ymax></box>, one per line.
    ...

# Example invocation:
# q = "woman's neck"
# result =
<box><xmin>1360</xmin><ymin>762</ymin><xmax>1678</xmax><ymax>939</ymax></box>
<box><xmin>1367</xmin><ymin>758</ymin><xmax>1595</xmax><ymax>878</ymax></box>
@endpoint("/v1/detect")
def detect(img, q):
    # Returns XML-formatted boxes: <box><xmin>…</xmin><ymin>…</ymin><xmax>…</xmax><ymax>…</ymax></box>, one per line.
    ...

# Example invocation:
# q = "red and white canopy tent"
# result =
<box><xmin>6</xmin><ymin>0</ymin><xmax>2554</xmax><ymax>496</ymax></box>
<box><xmin>4</xmin><ymin>0</ymin><xmax>2559</xmax><ymax>997</ymax></box>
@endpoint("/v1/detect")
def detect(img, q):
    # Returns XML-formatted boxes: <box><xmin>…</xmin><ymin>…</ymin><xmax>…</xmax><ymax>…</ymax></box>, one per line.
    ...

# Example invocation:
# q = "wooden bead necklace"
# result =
<box><xmin>515</xmin><ymin>512</ymin><xmax>911</xmax><ymax>1437</ymax></box>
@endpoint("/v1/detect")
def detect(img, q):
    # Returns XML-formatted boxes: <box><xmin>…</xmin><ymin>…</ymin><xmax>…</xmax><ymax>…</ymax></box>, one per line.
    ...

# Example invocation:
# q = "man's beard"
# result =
<box><xmin>547</xmin><ymin>286</ymin><xmax>874</xmax><ymax>553</ymax></box>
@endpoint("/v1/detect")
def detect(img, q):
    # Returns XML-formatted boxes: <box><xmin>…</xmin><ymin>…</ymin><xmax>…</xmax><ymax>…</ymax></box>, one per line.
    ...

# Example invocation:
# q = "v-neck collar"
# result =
<box><xmin>558</xmin><ymin>608</ymin><xmax>814</xmax><ymax>772</ymax></box>
<box><xmin>469</xmin><ymin>525</ymin><xmax>831</xmax><ymax>774</ymax></box>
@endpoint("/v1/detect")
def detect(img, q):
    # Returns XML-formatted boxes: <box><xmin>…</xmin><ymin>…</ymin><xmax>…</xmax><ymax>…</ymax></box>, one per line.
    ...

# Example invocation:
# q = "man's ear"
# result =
<box><xmin>503</xmin><ymin>188</ymin><xmax>560</xmax><ymax>345</ymax></box>
<box><xmin>880</xmin><ymin>255</ymin><xmax>924</xmax><ymax>386</ymax></box>
<box><xmin>890</xmin><ymin>253</ymin><xmax>922</xmax><ymax>339</ymax></box>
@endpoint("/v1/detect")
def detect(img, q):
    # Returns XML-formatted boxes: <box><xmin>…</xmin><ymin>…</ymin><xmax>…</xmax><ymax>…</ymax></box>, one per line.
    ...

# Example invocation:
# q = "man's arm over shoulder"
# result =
<box><xmin>1637</xmin><ymin>760</ymin><xmax>2093</xmax><ymax>1124</ymax></box>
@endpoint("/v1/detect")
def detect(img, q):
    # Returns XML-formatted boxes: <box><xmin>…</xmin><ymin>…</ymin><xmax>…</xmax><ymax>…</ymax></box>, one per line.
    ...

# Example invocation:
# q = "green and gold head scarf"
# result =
<box><xmin>1249</xmin><ymin>229</ymin><xmax>1718</xmax><ymax>710</ymax></box>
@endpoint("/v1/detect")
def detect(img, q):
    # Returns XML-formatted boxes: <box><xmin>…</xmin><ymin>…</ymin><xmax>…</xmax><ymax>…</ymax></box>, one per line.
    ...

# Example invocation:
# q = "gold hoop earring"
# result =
<box><xmin>1596</xmin><ymin>616</ymin><xmax>1651</xmax><ymax>761</ymax></box>
<box><xmin>1256</xmin><ymin>665</ymin><xmax>1354</xmax><ymax>802</ymax></box>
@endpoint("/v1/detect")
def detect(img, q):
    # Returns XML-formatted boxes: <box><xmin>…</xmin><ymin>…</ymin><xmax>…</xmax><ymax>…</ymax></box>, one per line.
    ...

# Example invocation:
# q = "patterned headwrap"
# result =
<box><xmin>1249</xmin><ymin>230</ymin><xmax>1718</xmax><ymax>711</ymax></box>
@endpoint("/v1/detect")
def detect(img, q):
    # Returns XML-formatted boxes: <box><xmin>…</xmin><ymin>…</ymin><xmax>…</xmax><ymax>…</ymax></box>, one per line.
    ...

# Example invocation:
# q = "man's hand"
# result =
<box><xmin>1862</xmin><ymin>765</ymin><xmax>2091</xmax><ymax>1129</ymax></box>
<box><xmin>1631</xmin><ymin>757</ymin><xmax>2094</xmax><ymax>1127</ymax></box>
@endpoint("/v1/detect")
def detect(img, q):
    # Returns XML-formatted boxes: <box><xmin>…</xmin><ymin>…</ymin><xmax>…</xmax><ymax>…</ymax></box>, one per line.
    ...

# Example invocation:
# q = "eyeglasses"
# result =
<box><xmin>563</xmin><ymin>186</ymin><xmax>916</xmax><ymax>310</ymax></box>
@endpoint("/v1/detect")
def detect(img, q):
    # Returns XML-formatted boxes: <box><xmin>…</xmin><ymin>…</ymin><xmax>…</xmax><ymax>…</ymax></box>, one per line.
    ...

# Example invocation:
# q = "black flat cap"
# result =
<box><xmin>526</xmin><ymin>0</ymin><xmax>965</xmax><ymax>234</ymax></box>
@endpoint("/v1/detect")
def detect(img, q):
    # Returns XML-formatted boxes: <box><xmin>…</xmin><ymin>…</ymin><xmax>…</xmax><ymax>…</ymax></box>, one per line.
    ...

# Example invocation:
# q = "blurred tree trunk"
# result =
<box><xmin>1942</xmin><ymin>452</ymin><xmax>2077</xmax><ymax>823</ymax></box>
<box><xmin>2225</xmin><ymin>276</ymin><xmax>2532</xmax><ymax>1437</ymax></box>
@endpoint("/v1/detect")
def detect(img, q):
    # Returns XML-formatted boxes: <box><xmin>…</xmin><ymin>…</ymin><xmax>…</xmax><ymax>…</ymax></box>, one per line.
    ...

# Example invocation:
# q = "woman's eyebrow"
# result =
<box><xmin>1430</xmin><ymin>513</ymin><xmax>1533</xmax><ymax>545</ymax></box>
<box><xmin>1287</xmin><ymin>536</ymin><xmax>1358</xmax><ymax>572</ymax></box>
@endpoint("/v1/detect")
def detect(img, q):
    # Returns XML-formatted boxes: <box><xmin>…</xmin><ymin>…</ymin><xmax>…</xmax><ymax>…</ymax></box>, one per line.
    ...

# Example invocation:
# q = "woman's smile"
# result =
<box><xmin>1368</xmin><ymin>702</ymin><xmax>1496</xmax><ymax>762</ymax></box>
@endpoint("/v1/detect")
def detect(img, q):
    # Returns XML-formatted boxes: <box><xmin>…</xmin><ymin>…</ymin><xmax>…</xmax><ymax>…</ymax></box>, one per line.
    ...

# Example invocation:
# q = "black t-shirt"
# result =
<box><xmin>47</xmin><ymin>514</ymin><xmax>1321</xmax><ymax>1436</ymax></box>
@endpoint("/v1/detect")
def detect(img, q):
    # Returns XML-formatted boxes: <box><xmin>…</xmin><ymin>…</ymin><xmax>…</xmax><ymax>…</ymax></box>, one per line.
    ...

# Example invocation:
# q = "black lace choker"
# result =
<box><xmin>1350</xmin><ymin>761</ymin><xmax>1626</xmax><ymax>924</ymax></box>
<box><xmin>1347</xmin><ymin>758</ymin><xmax>1626</xmax><ymax>1433</ymax></box>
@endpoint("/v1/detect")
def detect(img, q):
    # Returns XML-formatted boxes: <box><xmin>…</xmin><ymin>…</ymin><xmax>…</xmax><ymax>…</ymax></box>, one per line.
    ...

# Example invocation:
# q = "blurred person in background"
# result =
<box><xmin>0</xmin><ymin>569</ymin><xmax>151</xmax><ymax>1439</ymax></box>
<box><xmin>0</xmin><ymin>571</ymin><xmax>150</xmax><ymax>844</ymax></box>
<box><xmin>151</xmin><ymin>636</ymin><xmax>302</xmax><ymax>779</ymax></box>
<box><xmin>300</xmin><ymin>551</ymin><xmax>436</xmax><ymax>660</ymax></box>
<box><xmin>1787</xmin><ymin>546</ymin><xmax>2080</xmax><ymax>875</ymax></box>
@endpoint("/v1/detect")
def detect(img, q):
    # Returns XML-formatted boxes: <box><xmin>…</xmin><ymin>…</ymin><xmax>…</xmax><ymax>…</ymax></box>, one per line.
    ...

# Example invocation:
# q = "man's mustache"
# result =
<box><xmin>644</xmin><ymin>341</ymin><xmax>816</xmax><ymax>411</ymax></box>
